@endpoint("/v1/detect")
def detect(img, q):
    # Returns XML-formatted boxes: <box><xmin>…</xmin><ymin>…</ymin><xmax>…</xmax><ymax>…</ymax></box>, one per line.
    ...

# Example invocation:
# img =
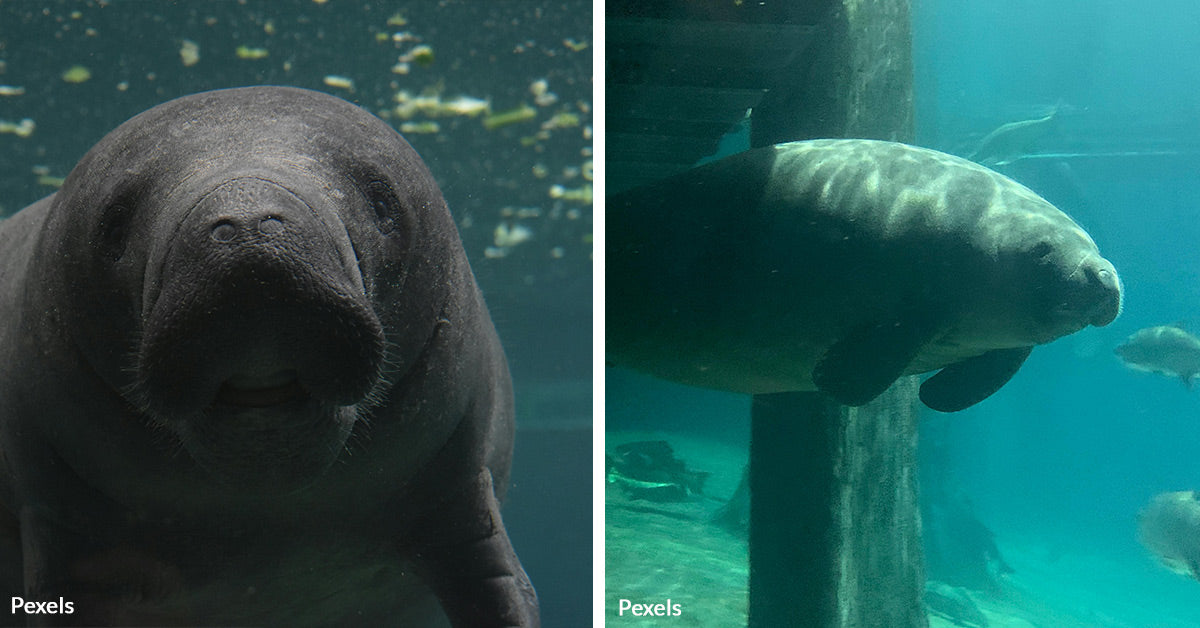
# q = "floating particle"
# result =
<box><xmin>375</xmin><ymin>32</ymin><xmax>389</xmax><ymax>43</ymax></box>
<box><xmin>0</xmin><ymin>85</ymin><xmax>25</xmax><ymax>96</ymax></box>
<box><xmin>84</xmin><ymin>27</ymin><xmax>98</xmax><ymax>37</ymax></box>
<box><xmin>61</xmin><ymin>65</ymin><xmax>91</xmax><ymax>83</ymax></box>
<box><xmin>493</xmin><ymin>222</ymin><xmax>533</xmax><ymax>248</ymax></box>
<box><xmin>411</xmin><ymin>46</ymin><xmax>434</xmax><ymax>67</ymax></box>
<box><xmin>386</xmin><ymin>13</ymin><xmax>407</xmax><ymax>26</ymax></box>
<box><xmin>532</xmin><ymin>163</ymin><xmax>548</xmax><ymax>179</ymax></box>
<box><xmin>70</xmin><ymin>10</ymin><xmax>82</xmax><ymax>19</ymax></box>
<box><xmin>530</xmin><ymin>79</ymin><xmax>558</xmax><ymax>107</ymax></box>
<box><xmin>484</xmin><ymin>246</ymin><xmax>508</xmax><ymax>259</ymax></box>
<box><xmin>483</xmin><ymin>104</ymin><xmax>536</xmax><ymax>131</ymax></box>
<box><xmin>550</xmin><ymin>246</ymin><xmax>565</xmax><ymax>258</ymax></box>
<box><xmin>390</xmin><ymin>62</ymin><xmax>410</xmax><ymax>75</ymax></box>
<box><xmin>391</xmin><ymin>31</ymin><xmax>417</xmax><ymax>44</ymax></box>
<box><xmin>263</xmin><ymin>20</ymin><xmax>275</xmax><ymax>35</ymax></box>
<box><xmin>405</xmin><ymin>45</ymin><xmax>434</xmax><ymax>68</ymax></box>
<box><xmin>583</xmin><ymin>125</ymin><xmax>593</xmax><ymax>141</ymax></box>
<box><xmin>31</xmin><ymin>165</ymin><xmax>49</xmax><ymax>176</ymax></box>
<box><xmin>179</xmin><ymin>39</ymin><xmax>200</xmax><ymax>66</ymax></box>
<box><xmin>442</xmin><ymin>96</ymin><xmax>489</xmax><ymax>117</ymax></box>
<box><xmin>0</xmin><ymin>60</ymin><xmax>6</xmax><ymax>73</ymax></box>
<box><xmin>0</xmin><ymin>118</ymin><xmax>35</xmax><ymax>137</ymax></box>
<box><xmin>322</xmin><ymin>75</ymin><xmax>355</xmax><ymax>91</ymax></box>
<box><xmin>37</xmin><ymin>175</ymin><xmax>65</xmax><ymax>188</ymax></box>
<box><xmin>566</xmin><ymin>208</ymin><xmax>582</xmax><ymax>220</ymax></box>
<box><xmin>312</xmin><ymin>0</ymin><xmax>328</xmax><ymax>4</ymax></box>
<box><xmin>116</xmin><ymin>81</ymin><xmax>129</xmax><ymax>91</ymax></box>
<box><xmin>582</xmin><ymin>160</ymin><xmax>593</xmax><ymax>181</ymax></box>
<box><xmin>549</xmin><ymin>184</ymin><xmax>592</xmax><ymax>204</ymax></box>
<box><xmin>541</xmin><ymin>112</ymin><xmax>579</xmax><ymax>130</ymax></box>
<box><xmin>563</xmin><ymin>38</ymin><xmax>589</xmax><ymax>52</ymax></box>
<box><xmin>399</xmin><ymin>121</ymin><xmax>439</xmax><ymax>134</ymax></box>
<box><xmin>235</xmin><ymin>46</ymin><xmax>269</xmax><ymax>60</ymax></box>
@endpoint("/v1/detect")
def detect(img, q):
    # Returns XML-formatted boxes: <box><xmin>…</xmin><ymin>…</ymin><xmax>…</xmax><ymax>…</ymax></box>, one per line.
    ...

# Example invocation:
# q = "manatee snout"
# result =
<box><xmin>1072</xmin><ymin>256</ymin><xmax>1122</xmax><ymax>328</ymax></box>
<box><xmin>135</xmin><ymin>177</ymin><xmax>386</xmax><ymax>479</ymax></box>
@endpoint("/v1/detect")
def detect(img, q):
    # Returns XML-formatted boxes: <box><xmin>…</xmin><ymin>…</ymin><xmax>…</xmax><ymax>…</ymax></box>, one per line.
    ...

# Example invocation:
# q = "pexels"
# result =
<box><xmin>11</xmin><ymin>597</ymin><xmax>74</xmax><ymax>615</ymax></box>
<box><xmin>617</xmin><ymin>598</ymin><xmax>682</xmax><ymax>617</ymax></box>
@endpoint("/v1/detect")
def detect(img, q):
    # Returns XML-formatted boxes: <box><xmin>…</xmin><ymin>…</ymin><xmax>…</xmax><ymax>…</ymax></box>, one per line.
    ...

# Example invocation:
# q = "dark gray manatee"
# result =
<box><xmin>608</xmin><ymin>139</ymin><xmax>1122</xmax><ymax>412</ymax></box>
<box><xmin>0</xmin><ymin>86</ymin><xmax>537</xmax><ymax>626</ymax></box>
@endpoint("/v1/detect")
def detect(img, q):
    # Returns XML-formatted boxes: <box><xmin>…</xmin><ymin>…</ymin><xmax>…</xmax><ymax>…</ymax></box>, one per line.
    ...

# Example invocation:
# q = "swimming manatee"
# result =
<box><xmin>0</xmin><ymin>86</ymin><xmax>537</xmax><ymax>626</ymax></box>
<box><xmin>608</xmin><ymin>139</ymin><xmax>1122</xmax><ymax>412</ymax></box>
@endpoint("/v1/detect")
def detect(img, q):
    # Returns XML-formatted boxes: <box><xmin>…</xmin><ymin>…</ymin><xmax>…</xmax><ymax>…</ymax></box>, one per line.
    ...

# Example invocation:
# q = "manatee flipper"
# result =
<box><xmin>412</xmin><ymin>469</ymin><xmax>540</xmax><ymax>628</ymax></box>
<box><xmin>919</xmin><ymin>346</ymin><xmax>1033</xmax><ymax>412</ymax></box>
<box><xmin>813</xmin><ymin>315</ymin><xmax>939</xmax><ymax>406</ymax></box>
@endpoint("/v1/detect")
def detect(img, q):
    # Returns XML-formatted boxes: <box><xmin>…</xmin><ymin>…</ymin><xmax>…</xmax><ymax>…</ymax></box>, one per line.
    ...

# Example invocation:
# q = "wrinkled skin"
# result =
<box><xmin>0</xmin><ymin>86</ymin><xmax>538</xmax><ymax>627</ymax></box>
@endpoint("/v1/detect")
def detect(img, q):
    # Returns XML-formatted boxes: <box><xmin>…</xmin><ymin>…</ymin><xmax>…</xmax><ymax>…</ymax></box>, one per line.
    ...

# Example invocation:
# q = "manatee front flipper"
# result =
<box><xmin>919</xmin><ymin>346</ymin><xmax>1033</xmax><ymax>412</ymax></box>
<box><xmin>813</xmin><ymin>315</ymin><xmax>939</xmax><ymax>406</ymax></box>
<box><xmin>412</xmin><ymin>469</ymin><xmax>539</xmax><ymax>628</ymax></box>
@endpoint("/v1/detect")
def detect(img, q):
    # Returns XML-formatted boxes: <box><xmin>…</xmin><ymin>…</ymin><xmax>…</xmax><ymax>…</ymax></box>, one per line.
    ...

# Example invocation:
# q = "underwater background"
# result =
<box><xmin>0</xmin><ymin>1</ymin><xmax>591</xmax><ymax>626</ymax></box>
<box><xmin>607</xmin><ymin>0</ymin><xmax>1200</xmax><ymax>626</ymax></box>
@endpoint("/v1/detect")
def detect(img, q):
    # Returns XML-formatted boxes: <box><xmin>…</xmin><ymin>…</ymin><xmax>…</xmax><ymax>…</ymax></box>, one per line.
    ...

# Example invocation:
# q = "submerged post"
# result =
<box><xmin>747</xmin><ymin>0</ymin><xmax>924</xmax><ymax>625</ymax></box>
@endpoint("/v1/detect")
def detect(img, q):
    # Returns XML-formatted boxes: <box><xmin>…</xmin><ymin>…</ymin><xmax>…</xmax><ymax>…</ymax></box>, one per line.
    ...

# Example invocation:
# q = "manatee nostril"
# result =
<box><xmin>211</xmin><ymin>220</ymin><xmax>237</xmax><ymax>242</ymax></box>
<box><xmin>259</xmin><ymin>216</ymin><xmax>284</xmax><ymax>234</ymax></box>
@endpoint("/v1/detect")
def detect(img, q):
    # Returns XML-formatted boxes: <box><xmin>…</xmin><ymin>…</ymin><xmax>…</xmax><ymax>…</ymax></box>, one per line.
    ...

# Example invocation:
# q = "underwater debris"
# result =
<box><xmin>563</xmin><ymin>38</ymin><xmax>589</xmax><ymax>52</ymax></box>
<box><xmin>0</xmin><ymin>85</ymin><xmax>25</xmax><ymax>96</ymax></box>
<box><xmin>179</xmin><ymin>39</ymin><xmax>200</xmax><ymax>66</ymax></box>
<box><xmin>530</xmin><ymin>79</ymin><xmax>558</xmax><ymax>107</ymax></box>
<box><xmin>493</xmin><ymin>222</ymin><xmax>533</xmax><ymax>248</ymax></box>
<box><xmin>399</xmin><ymin>121</ymin><xmax>439</xmax><ymax>134</ymax></box>
<box><xmin>36</xmin><ymin>175</ymin><xmax>65</xmax><ymax>188</ymax></box>
<box><xmin>606</xmin><ymin>441</ymin><xmax>709</xmax><ymax>502</ymax></box>
<box><xmin>61</xmin><ymin>65</ymin><xmax>91</xmax><ymax>83</ymax></box>
<box><xmin>483</xmin><ymin>104</ymin><xmax>536</xmax><ymax>131</ymax></box>
<box><xmin>549</xmin><ymin>184</ymin><xmax>592</xmax><ymax>204</ymax></box>
<box><xmin>392</xmin><ymin>92</ymin><xmax>489</xmax><ymax>119</ymax></box>
<box><xmin>398</xmin><ymin>44</ymin><xmax>434</xmax><ymax>68</ymax></box>
<box><xmin>541</xmin><ymin>111</ymin><xmax>580</xmax><ymax>131</ymax></box>
<box><xmin>322</xmin><ymin>75</ymin><xmax>355</xmax><ymax>92</ymax></box>
<box><xmin>235</xmin><ymin>46</ymin><xmax>269</xmax><ymax>60</ymax></box>
<box><xmin>0</xmin><ymin>118</ymin><xmax>34</xmax><ymax>138</ymax></box>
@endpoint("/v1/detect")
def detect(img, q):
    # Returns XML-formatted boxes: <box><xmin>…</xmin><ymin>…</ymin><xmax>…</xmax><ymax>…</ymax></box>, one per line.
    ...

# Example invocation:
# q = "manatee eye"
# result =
<box><xmin>1031</xmin><ymin>241</ymin><xmax>1053</xmax><ymax>259</ymax></box>
<box><xmin>366</xmin><ymin>180</ymin><xmax>402</xmax><ymax>236</ymax></box>
<box><xmin>96</xmin><ymin>203</ymin><xmax>133</xmax><ymax>262</ymax></box>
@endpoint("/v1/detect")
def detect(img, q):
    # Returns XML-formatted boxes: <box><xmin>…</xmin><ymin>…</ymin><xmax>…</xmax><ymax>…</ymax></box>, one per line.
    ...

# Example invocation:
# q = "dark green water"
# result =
<box><xmin>0</xmin><ymin>1</ymin><xmax>591</xmax><ymax>625</ymax></box>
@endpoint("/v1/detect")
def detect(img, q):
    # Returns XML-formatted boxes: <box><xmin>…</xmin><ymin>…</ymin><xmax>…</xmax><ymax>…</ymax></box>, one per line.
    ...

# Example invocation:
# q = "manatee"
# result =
<box><xmin>0</xmin><ymin>87</ymin><xmax>537</xmax><ymax>626</ymax></box>
<box><xmin>607</xmin><ymin>139</ymin><xmax>1122</xmax><ymax>412</ymax></box>
<box><xmin>1137</xmin><ymin>490</ymin><xmax>1200</xmax><ymax>581</ymax></box>
<box><xmin>1115</xmin><ymin>324</ymin><xmax>1200</xmax><ymax>387</ymax></box>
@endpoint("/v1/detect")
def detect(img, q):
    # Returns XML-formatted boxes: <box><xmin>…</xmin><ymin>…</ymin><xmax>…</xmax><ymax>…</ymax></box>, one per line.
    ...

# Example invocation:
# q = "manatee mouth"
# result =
<box><xmin>215</xmin><ymin>369</ymin><xmax>310</xmax><ymax>408</ymax></box>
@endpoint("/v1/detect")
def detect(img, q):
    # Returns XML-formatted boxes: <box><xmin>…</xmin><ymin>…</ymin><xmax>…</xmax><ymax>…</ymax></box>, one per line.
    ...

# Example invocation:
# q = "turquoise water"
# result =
<box><xmin>607</xmin><ymin>1</ymin><xmax>1200</xmax><ymax>626</ymax></box>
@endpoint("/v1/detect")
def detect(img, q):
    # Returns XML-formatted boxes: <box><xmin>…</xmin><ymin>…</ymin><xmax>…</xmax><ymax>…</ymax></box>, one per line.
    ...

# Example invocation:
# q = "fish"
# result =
<box><xmin>1115</xmin><ymin>324</ymin><xmax>1200</xmax><ymax>387</ymax></box>
<box><xmin>1137</xmin><ymin>490</ymin><xmax>1200</xmax><ymax>581</ymax></box>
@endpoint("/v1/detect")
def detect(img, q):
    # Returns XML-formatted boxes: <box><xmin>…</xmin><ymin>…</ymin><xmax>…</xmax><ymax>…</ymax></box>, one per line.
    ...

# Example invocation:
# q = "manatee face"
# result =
<box><xmin>1001</xmin><ymin>243</ymin><xmax>1122</xmax><ymax>346</ymax></box>
<box><xmin>38</xmin><ymin>87</ymin><xmax>456</xmax><ymax>490</ymax></box>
